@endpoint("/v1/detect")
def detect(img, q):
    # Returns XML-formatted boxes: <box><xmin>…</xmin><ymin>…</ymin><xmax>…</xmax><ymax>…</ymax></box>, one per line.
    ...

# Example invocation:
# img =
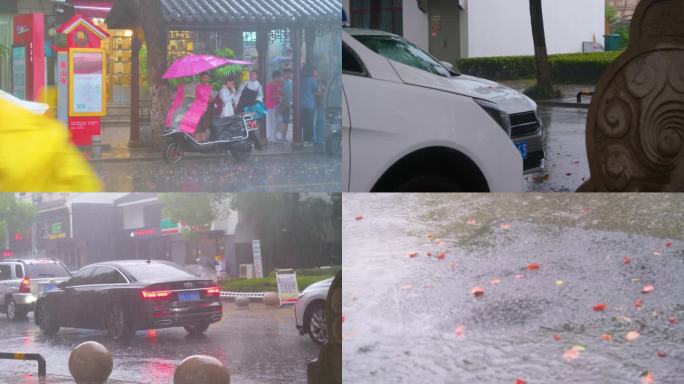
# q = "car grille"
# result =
<box><xmin>510</xmin><ymin>111</ymin><xmax>540</xmax><ymax>138</ymax></box>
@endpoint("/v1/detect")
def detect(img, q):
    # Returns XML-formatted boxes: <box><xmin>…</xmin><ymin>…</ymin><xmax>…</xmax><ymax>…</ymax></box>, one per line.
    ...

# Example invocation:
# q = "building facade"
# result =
<box><xmin>606</xmin><ymin>0</ymin><xmax>640</xmax><ymax>21</ymax></box>
<box><xmin>343</xmin><ymin>0</ymin><xmax>605</xmax><ymax>62</ymax></box>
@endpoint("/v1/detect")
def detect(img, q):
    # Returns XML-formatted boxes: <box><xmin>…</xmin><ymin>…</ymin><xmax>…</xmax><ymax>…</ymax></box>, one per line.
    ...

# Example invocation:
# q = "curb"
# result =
<box><xmin>537</xmin><ymin>101</ymin><xmax>591</xmax><ymax>109</ymax></box>
<box><xmin>85</xmin><ymin>149</ymin><xmax>330</xmax><ymax>164</ymax></box>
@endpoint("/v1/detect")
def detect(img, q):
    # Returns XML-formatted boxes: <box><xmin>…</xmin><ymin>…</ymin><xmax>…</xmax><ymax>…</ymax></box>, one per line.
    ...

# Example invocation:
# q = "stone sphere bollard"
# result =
<box><xmin>174</xmin><ymin>355</ymin><xmax>230</xmax><ymax>384</ymax></box>
<box><xmin>263</xmin><ymin>292</ymin><xmax>279</xmax><ymax>306</ymax></box>
<box><xmin>68</xmin><ymin>341</ymin><xmax>113</xmax><ymax>384</ymax></box>
<box><xmin>235</xmin><ymin>296</ymin><xmax>250</xmax><ymax>307</ymax></box>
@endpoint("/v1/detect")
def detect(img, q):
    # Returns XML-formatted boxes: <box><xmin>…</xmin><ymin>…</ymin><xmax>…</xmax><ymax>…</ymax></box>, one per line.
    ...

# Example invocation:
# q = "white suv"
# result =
<box><xmin>342</xmin><ymin>28</ymin><xmax>539</xmax><ymax>192</ymax></box>
<box><xmin>295</xmin><ymin>277</ymin><xmax>333</xmax><ymax>345</ymax></box>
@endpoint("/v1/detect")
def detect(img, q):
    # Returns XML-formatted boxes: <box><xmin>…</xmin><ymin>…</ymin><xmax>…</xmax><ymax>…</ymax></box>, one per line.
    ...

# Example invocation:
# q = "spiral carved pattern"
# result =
<box><xmin>583</xmin><ymin>0</ymin><xmax>684</xmax><ymax>192</ymax></box>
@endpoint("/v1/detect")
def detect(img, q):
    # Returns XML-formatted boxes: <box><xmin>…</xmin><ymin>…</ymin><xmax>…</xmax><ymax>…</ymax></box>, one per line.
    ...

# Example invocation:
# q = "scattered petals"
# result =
<box><xmin>642</xmin><ymin>284</ymin><xmax>655</xmax><ymax>293</ymax></box>
<box><xmin>435</xmin><ymin>239</ymin><xmax>443</xmax><ymax>244</ymax></box>
<box><xmin>437</xmin><ymin>251</ymin><xmax>446</xmax><ymax>260</ymax></box>
<box><xmin>515</xmin><ymin>379</ymin><xmax>527</xmax><ymax>384</ymax></box>
<box><xmin>623</xmin><ymin>256</ymin><xmax>632</xmax><ymax>264</ymax></box>
<box><xmin>490</xmin><ymin>278</ymin><xmax>501</xmax><ymax>285</ymax></box>
<box><xmin>617</xmin><ymin>316</ymin><xmax>632</xmax><ymax>323</ymax></box>
<box><xmin>467</xmin><ymin>218</ymin><xmax>477</xmax><ymax>225</ymax></box>
<box><xmin>635</xmin><ymin>298</ymin><xmax>643</xmax><ymax>310</ymax></box>
<box><xmin>471</xmin><ymin>286</ymin><xmax>485</xmax><ymax>297</ymax></box>
<box><xmin>514</xmin><ymin>274</ymin><xmax>525</xmax><ymax>279</ymax></box>
<box><xmin>593</xmin><ymin>303</ymin><xmax>606</xmax><ymax>312</ymax></box>
<box><xmin>657</xmin><ymin>351</ymin><xmax>667</xmax><ymax>358</ymax></box>
<box><xmin>555</xmin><ymin>280</ymin><xmax>565</xmax><ymax>286</ymax></box>
<box><xmin>450</xmin><ymin>262</ymin><xmax>457</xmax><ymax>271</ymax></box>
<box><xmin>355</xmin><ymin>215</ymin><xmax>364</xmax><ymax>221</ymax></box>
<box><xmin>527</xmin><ymin>263</ymin><xmax>540</xmax><ymax>271</ymax></box>
<box><xmin>625</xmin><ymin>331</ymin><xmax>640</xmax><ymax>341</ymax></box>
<box><xmin>454</xmin><ymin>325</ymin><xmax>465</xmax><ymax>338</ymax></box>
<box><xmin>408</xmin><ymin>251</ymin><xmax>418</xmax><ymax>258</ymax></box>
<box><xmin>581</xmin><ymin>207</ymin><xmax>592</xmax><ymax>214</ymax></box>
<box><xmin>669</xmin><ymin>315</ymin><xmax>678</xmax><ymax>325</ymax></box>
<box><xmin>500</xmin><ymin>223</ymin><xmax>512</xmax><ymax>230</ymax></box>
<box><xmin>563</xmin><ymin>346</ymin><xmax>583</xmax><ymax>362</ymax></box>
<box><xmin>641</xmin><ymin>371</ymin><xmax>654</xmax><ymax>384</ymax></box>
<box><xmin>653</xmin><ymin>251</ymin><xmax>662</xmax><ymax>256</ymax></box>
<box><xmin>553</xmin><ymin>334</ymin><xmax>562</xmax><ymax>341</ymax></box>
<box><xmin>666</xmin><ymin>240</ymin><xmax>673</xmax><ymax>248</ymax></box>
<box><xmin>401</xmin><ymin>284</ymin><xmax>413</xmax><ymax>290</ymax></box>
<box><xmin>601</xmin><ymin>333</ymin><xmax>613</xmax><ymax>341</ymax></box>
<box><xmin>426</xmin><ymin>252</ymin><xmax>432</xmax><ymax>257</ymax></box>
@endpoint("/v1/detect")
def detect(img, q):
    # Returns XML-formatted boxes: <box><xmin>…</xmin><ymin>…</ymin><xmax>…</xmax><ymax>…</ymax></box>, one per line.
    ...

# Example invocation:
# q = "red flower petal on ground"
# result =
<box><xmin>635</xmin><ymin>298</ymin><xmax>643</xmax><ymax>310</ymax></box>
<box><xmin>467</xmin><ymin>218</ymin><xmax>477</xmax><ymax>225</ymax></box>
<box><xmin>623</xmin><ymin>256</ymin><xmax>631</xmax><ymax>264</ymax></box>
<box><xmin>669</xmin><ymin>315</ymin><xmax>678</xmax><ymax>325</ymax></box>
<box><xmin>563</xmin><ymin>346</ymin><xmax>582</xmax><ymax>362</ymax></box>
<box><xmin>515</xmin><ymin>379</ymin><xmax>527</xmax><ymax>384</ymax></box>
<box><xmin>527</xmin><ymin>263</ymin><xmax>540</xmax><ymax>271</ymax></box>
<box><xmin>355</xmin><ymin>215</ymin><xmax>364</xmax><ymax>221</ymax></box>
<box><xmin>666</xmin><ymin>241</ymin><xmax>673</xmax><ymax>248</ymax></box>
<box><xmin>471</xmin><ymin>286</ymin><xmax>485</xmax><ymax>297</ymax></box>
<box><xmin>450</xmin><ymin>262</ymin><xmax>456</xmax><ymax>271</ymax></box>
<box><xmin>490</xmin><ymin>278</ymin><xmax>501</xmax><ymax>285</ymax></box>
<box><xmin>553</xmin><ymin>334</ymin><xmax>561</xmax><ymax>341</ymax></box>
<box><xmin>437</xmin><ymin>251</ymin><xmax>446</xmax><ymax>260</ymax></box>
<box><xmin>593</xmin><ymin>303</ymin><xmax>606</xmax><ymax>311</ymax></box>
<box><xmin>426</xmin><ymin>252</ymin><xmax>432</xmax><ymax>257</ymax></box>
<box><xmin>408</xmin><ymin>251</ymin><xmax>418</xmax><ymax>258</ymax></box>
<box><xmin>657</xmin><ymin>351</ymin><xmax>667</xmax><ymax>358</ymax></box>
<box><xmin>601</xmin><ymin>333</ymin><xmax>613</xmax><ymax>341</ymax></box>
<box><xmin>454</xmin><ymin>325</ymin><xmax>465</xmax><ymax>337</ymax></box>
<box><xmin>641</xmin><ymin>371</ymin><xmax>654</xmax><ymax>384</ymax></box>
<box><xmin>625</xmin><ymin>331</ymin><xmax>640</xmax><ymax>341</ymax></box>
<box><xmin>642</xmin><ymin>285</ymin><xmax>655</xmax><ymax>293</ymax></box>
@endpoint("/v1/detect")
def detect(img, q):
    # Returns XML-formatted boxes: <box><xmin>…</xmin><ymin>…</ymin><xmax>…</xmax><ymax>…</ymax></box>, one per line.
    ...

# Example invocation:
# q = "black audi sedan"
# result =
<box><xmin>34</xmin><ymin>260</ymin><xmax>223</xmax><ymax>341</ymax></box>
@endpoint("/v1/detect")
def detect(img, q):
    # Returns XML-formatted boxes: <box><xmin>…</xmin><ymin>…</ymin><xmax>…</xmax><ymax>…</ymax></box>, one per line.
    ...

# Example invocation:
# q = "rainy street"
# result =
<box><xmin>526</xmin><ymin>106</ymin><xmax>589</xmax><ymax>192</ymax></box>
<box><xmin>0</xmin><ymin>303</ymin><xmax>319</xmax><ymax>384</ymax></box>
<box><xmin>91</xmin><ymin>154</ymin><xmax>341</xmax><ymax>192</ymax></box>
<box><xmin>343</xmin><ymin>194</ymin><xmax>684</xmax><ymax>383</ymax></box>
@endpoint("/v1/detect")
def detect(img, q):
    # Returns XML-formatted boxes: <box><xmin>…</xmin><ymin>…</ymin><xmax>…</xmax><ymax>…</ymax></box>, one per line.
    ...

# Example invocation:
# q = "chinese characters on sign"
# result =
<box><xmin>276</xmin><ymin>269</ymin><xmax>299</xmax><ymax>306</ymax></box>
<box><xmin>71</xmin><ymin>51</ymin><xmax>104</xmax><ymax>114</ymax></box>
<box><xmin>252</xmin><ymin>240</ymin><xmax>264</xmax><ymax>278</ymax></box>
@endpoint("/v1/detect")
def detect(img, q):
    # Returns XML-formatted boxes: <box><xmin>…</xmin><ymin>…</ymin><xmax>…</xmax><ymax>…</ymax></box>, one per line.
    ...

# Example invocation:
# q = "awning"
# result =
<box><xmin>70</xmin><ymin>0</ymin><xmax>113</xmax><ymax>19</ymax></box>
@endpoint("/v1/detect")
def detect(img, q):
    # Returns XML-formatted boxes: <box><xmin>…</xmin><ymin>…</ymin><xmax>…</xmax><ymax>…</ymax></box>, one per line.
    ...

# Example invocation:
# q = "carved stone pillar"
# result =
<box><xmin>307</xmin><ymin>271</ymin><xmax>341</xmax><ymax>384</ymax></box>
<box><xmin>579</xmin><ymin>0</ymin><xmax>684</xmax><ymax>192</ymax></box>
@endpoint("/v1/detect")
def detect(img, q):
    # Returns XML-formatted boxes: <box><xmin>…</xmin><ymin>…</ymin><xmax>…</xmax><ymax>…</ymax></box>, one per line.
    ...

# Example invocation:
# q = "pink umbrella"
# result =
<box><xmin>162</xmin><ymin>54</ymin><xmax>253</xmax><ymax>79</ymax></box>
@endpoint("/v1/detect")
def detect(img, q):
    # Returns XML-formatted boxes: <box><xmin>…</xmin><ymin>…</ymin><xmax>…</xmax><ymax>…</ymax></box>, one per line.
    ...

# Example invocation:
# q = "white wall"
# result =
<box><xmin>402</xmin><ymin>0</ymin><xmax>429</xmax><ymax>52</ymax></box>
<box><xmin>122</xmin><ymin>206</ymin><xmax>144</xmax><ymax>230</ymax></box>
<box><xmin>466</xmin><ymin>0</ymin><xmax>605</xmax><ymax>57</ymax></box>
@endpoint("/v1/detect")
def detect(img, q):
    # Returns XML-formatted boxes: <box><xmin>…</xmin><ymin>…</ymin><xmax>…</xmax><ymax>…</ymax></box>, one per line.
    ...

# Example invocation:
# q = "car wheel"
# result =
<box><xmin>6</xmin><ymin>298</ymin><xmax>27</xmax><ymax>321</ymax></box>
<box><xmin>184</xmin><ymin>323</ymin><xmax>210</xmax><ymax>335</ymax></box>
<box><xmin>394</xmin><ymin>174</ymin><xmax>463</xmax><ymax>192</ymax></box>
<box><xmin>36</xmin><ymin>300</ymin><xmax>59</xmax><ymax>336</ymax></box>
<box><xmin>306</xmin><ymin>302</ymin><xmax>328</xmax><ymax>345</ymax></box>
<box><xmin>105</xmin><ymin>305</ymin><xmax>136</xmax><ymax>342</ymax></box>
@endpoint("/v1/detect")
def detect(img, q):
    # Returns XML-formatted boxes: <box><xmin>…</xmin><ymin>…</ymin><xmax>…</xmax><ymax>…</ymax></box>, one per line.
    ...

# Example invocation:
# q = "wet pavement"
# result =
<box><xmin>343</xmin><ymin>194</ymin><xmax>684</xmax><ymax>383</ymax></box>
<box><xmin>91</xmin><ymin>152</ymin><xmax>340</xmax><ymax>192</ymax></box>
<box><xmin>0</xmin><ymin>303</ymin><xmax>318</xmax><ymax>384</ymax></box>
<box><xmin>526</xmin><ymin>106</ymin><xmax>589</xmax><ymax>192</ymax></box>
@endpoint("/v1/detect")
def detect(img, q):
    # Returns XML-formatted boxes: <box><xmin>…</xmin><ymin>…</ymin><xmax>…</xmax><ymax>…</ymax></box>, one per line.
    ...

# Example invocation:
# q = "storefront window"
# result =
<box><xmin>350</xmin><ymin>0</ymin><xmax>403</xmax><ymax>35</ymax></box>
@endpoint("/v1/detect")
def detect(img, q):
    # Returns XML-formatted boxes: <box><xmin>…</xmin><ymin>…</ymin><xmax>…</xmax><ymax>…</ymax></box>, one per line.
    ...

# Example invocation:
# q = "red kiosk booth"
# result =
<box><xmin>11</xmin><ymin>13</ymin><xmax>45</xmax><ymax>102</ymax></box>
<box><xmin>56</xmin><ymin>15</ymin><xmax>110</xmax><ymax>146</ymax></box>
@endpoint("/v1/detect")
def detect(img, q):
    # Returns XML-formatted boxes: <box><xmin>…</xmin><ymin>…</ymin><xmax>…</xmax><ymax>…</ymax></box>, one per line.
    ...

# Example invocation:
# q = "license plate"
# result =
<box><xmin>178</xmin><ymin>291</ymin><xmax>201</xmax><ymax>302</ymax></box>
<box><xmin>42</xmin><ymin>284</ymin><xmax>56</xmax><ymax>293</ymax></box>
<box><xmin>516</xmin><ymin>142</ymin><xmax>528</xmax><ymax>160</ymax></box>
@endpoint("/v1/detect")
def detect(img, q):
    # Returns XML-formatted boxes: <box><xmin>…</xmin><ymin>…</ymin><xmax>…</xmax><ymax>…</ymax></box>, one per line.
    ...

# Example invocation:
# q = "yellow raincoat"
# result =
<box><xmin>0</xmin><ymin>98</ymin><xmax>102</xmax><ymax>192</ymax></box>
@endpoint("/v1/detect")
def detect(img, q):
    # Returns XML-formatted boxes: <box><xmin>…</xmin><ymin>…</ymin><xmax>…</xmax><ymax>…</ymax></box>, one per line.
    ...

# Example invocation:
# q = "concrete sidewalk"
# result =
<box><xmin>500</xmin><ymin>79</ymin><xmax>596</xmax><ymax>108</ymax></box>
<box><xmin>81</xmin><ymin>141</ymin><xmax>328</xmax><ymax>163</ymax></box>
<box><xmin>0</xmin><ymin>371</ymin><xmax>140</xmax><ymax>383</ymax></box>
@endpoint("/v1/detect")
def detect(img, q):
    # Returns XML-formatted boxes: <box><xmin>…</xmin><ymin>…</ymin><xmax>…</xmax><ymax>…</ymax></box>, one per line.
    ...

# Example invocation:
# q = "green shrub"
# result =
<box><xmin>220</xmin><ymin>273</ymin><xmax>335</xmax><ymax>292</ymax></box>
<box><xmin>456</xmin><ymin>51</ymin><xmax>623</xmax><ymax>84</ymax></box>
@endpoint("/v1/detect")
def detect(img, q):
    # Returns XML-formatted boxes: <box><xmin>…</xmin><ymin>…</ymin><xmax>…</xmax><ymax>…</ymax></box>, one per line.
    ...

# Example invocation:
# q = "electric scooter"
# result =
<box><xmin>162</xmin><ymin>113</ymin><xmax>258</xmax><ymax>164</ymax></box>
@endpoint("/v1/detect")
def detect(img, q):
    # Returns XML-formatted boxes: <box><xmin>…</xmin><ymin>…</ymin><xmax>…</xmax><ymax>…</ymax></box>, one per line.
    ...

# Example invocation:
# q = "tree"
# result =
<box><xmin>158</xmin><ymin>193</ymin><xmax>217</xmax><ymax>228</ymax></box>
<box><xmin>526</xmin><ymin>0</ymin><xmax>557</xmax><ymax>99</ymax></box>
<box><xmin>0</xmin><ymin>195</ymin><xmax>35</xmax><ymax>247</ymax></box>
<box><xmin>134</xmin><ymin>0</ymin><xmax>170</xmax><ymax>149</ymax></box>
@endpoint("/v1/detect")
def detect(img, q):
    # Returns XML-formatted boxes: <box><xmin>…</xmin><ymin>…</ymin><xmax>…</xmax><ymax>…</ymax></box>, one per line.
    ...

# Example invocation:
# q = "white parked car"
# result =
<box><xmin>342</xmin><ymin>28</ymin><xmax>543</xmax><ymax>192</ymax></box>
<box><xmin>295</xmin><ymin>277</ymin><xmax>333</xmax><ymax>345</ymax></box>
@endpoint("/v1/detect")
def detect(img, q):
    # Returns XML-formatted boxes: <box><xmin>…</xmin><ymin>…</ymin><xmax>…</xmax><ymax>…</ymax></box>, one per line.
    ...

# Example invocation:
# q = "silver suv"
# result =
<box><xmin>0</xmin><ymin>259</ymin><xmax>71</xmax><ymax>321</ymax></box>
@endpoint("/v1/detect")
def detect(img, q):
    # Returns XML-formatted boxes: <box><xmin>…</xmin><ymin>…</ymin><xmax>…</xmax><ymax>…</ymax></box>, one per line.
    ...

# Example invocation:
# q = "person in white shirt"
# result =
<box><xmin>237</xmin><ymin>70</ymin><xmax>264</xmax><ymax>109</ymax></box>
<box><xmin>219</xmin><ymin>77</ymin><xmax>238</xmax><ymax>118</ymax></box>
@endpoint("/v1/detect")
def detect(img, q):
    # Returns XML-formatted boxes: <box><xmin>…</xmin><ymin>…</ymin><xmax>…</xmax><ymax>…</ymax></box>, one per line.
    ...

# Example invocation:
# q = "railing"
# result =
<box><xmin>220</xmin><ymin>291</ymin><xmax>266</xmax><ymax>299</ymax></box>
<box><xmin>0</xmin><ymin>352</ymin><xmax>46</xmax><ymax>377</ymax></box>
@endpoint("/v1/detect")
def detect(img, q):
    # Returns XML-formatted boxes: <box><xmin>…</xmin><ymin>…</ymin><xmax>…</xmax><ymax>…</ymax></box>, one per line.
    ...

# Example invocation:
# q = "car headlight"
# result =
<box><xmin>474</xmin><ymin>99</ymin><xmax>511</xmax><ymax>137</ymax></box>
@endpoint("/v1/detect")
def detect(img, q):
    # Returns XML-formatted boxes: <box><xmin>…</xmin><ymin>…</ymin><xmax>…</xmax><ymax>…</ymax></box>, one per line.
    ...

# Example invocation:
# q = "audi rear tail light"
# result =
<box><xmin>205</xmin><ymin>286</ymin><xmax>221</xmax><ymax>296</ymax></box>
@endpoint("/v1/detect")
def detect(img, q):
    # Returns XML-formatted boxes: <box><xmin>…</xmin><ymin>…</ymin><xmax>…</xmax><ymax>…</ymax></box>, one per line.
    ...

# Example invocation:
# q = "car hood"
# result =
<box><xmin>388</xmin><ymin>60</ymin><xmax>537</xmax><ymax>115</ymax></box>
<box><xmin>302</xmin><ymin>277</ymin><xmax>334</xmax><ymax>294</ymax></box>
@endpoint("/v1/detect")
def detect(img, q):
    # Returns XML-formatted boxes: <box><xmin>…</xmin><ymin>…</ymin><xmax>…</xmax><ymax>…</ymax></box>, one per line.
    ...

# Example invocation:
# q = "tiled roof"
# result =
<box><xmin>160</xmin><ymin>0</ymin><xmax>341</xmax><ymax>26</ymax></box>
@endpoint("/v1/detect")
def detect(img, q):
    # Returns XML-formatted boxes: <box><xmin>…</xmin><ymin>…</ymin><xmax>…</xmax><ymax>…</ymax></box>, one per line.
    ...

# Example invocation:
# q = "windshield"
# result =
<box><xmin>125</xmin><ymin>263</ymin><xmax>195</xmax><ymax>282</ymax></box>
<box><xmin>25</xmin><ymin>262</ymin><xmax>71</xmax><ymax>278</ymax></box>
<box><xmin>353</xmin><ymin>34</ymin><xmax>452</xmax><ymax>77</ymax></box>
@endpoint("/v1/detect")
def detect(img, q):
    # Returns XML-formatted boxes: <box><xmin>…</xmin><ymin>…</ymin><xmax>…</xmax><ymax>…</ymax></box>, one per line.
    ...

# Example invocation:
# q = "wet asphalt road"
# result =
<box><xmin>91</xmin><ymin>154</ymin><xmax>341</xmax><ymax>192</ymax></box>
<box><xmin>526</xmin><ymin>106</ymin><xmax>589</xmax><ymax>192</ymax></box>
<box><xmin>0</xmin><ymin>303</ymin><xmax>318</xmax><ymax>384</ymax></box>
<box><xmin>343</xmin><ymin>194</ymin><xmax>684</xmax><ymax>383</ymax></box>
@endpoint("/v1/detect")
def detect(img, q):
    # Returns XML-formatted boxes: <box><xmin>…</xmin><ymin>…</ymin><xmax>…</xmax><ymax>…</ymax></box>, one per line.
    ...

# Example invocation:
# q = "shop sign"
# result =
<box><xmin>132</xmin><ymin>228</ymin><xmax>156</xmax><ymax>237</ymax></box>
